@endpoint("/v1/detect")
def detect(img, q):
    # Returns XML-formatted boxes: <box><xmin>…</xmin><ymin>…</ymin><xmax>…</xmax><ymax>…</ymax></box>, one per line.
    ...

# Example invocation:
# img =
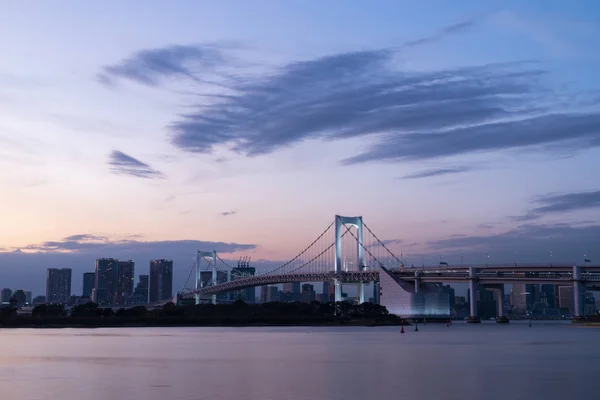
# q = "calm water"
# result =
<box><xmin>0</xmin><ymin>321</ymin><xmax>598</xmax><ymax>400</ymax></box>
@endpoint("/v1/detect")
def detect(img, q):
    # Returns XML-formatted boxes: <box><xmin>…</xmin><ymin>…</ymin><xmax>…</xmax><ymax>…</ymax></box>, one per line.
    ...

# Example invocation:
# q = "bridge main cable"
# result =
<box><xmin>284</xmin><ymin>224</ymin><xmax>354</xmax><ymax>275</ymax></box>
<box><xmin>363</xmin><ymin>221</ymin><xmax>403</xmax><ymax>266</ymax></box>
<box><xmin>260</xmin><ymin>221</ymin><xmax>335</xmax><ymax>276</ymax></box>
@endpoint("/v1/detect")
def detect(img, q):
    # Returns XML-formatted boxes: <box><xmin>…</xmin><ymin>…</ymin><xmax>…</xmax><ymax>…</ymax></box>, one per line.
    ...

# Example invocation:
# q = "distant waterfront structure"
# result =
<box><xmin>559</xmin><ymin>285</ymin><xmax>575</xmax><ymax>314</ymax></box>
<box><xmin>267</xmin><ymin>286</ymin><xmax>279</xmax><ymax>302</ymax></box>
<box><xmin>116</xmin><ymin>260</ymin><xmax>135</xmax><ymax>304</ymax></box>
<box><xmin>149</xmin><ymin>260</ymin><xmax>173</xmax><ymax>302</ymax></box>
<box><xmin>1</xmin><ymin>288</ymin><xmax>12</xmax><ymax>304</ymax></box>
<box><xmin>378</xmin><ymin>267</ymin><xmax>450</xmax><ymax>318</ymax></box>
<box><xmin>200</xmin><ymin>270</ymin><xmax>228</xmax><ymax>302</ymax></box>
<box><xmin>230</xmin><ymin>257</ymin><xmax>255</xmax><ymax>302</ymax></box>
<box><xmin>283</xmin><ymin>282</ymin><xmax>301</xmax><ymax>302</ymax></box>
<box><xmin>12</xmin><ymin>289</ymin><xmax>27</xmax><ymax>306</ymax></box>
<box><xmin>94</xmin><ymin>258</ymin><xmax>119</xmax><ymax>305</ymax></box>
<box><xmin>32</xmin><ymin>295</ymin><xmax>46</xmax><ymax>305</ymax></box>
<box><xmin>132</xmin><ymin>274</ymin><xmax>149</xmax><ymax>304</ymax></box>
<box><xmin>82</xmin><ymin>272</ymin><xmax>95</xmax><ymax>298</ymax></box>
<box><xmin>301</xmin><ymin>284</ymin><xmax>316</xmax><ymax>303</ymax></box>
<box><xmin>46</xmin><ymin>268</ymin><xmax>72</xmax><ymax>305</ymax></box>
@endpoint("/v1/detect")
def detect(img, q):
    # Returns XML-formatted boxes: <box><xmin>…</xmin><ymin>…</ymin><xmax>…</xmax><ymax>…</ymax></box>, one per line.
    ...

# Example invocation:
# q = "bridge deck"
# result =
<box><xmin>181</xmin><ymin>265</ymin><xmax>600</xmax><ymax>297</ymax></box>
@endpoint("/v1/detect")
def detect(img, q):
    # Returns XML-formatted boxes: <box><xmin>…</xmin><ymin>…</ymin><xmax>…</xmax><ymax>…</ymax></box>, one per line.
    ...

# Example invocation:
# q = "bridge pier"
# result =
<box><xmin>196</xmin><ymin>250</ymin><xmax>218</xmax><ymax>305</ymax></box>
<box><xmin>335</xmin><ymin>279</ymin><xmax>342</xmax><ymax>302</ymax></box>
<box><xmin>414</xmin><ymin>271</ymin><xmax>421</xmax><ymax>293</ymax></box>
<box><xmin>468</xmin><ymin>267</ymin><xmax>479</xmax><ymax>319</ymax></box>
<box><xmin>573</xmin><ymin>265</ymin><xmax>584</xmax><ymax>317</ymax></box>
<box><xmin>496</xmin><ymin>285</ymin><xmax>504</xmax><ymax>318</ymax></box>
<box><xmin>358</xmin><ymin>282</ymin><xmax>366</xmax><ymax>304</ymax></box>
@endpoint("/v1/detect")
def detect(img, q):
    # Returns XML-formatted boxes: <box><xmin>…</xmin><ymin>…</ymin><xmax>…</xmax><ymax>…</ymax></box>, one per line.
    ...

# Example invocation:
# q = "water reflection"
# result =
<box><xmin>0</xmin><ymin>322</ymin><xmax>597</xmax><ymax>400</ymax></box>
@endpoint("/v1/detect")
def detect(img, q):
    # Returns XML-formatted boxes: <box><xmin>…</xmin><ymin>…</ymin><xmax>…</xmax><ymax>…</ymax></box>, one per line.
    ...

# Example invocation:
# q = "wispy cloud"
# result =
<box><xmin>511</xmin><ymin>190</ymin><xmax>600</xmax><ymax>221</ymax></box>
<box><xmin>102</xmin><ymin>22</ymin><xmax>600</xmax><ymax>166</ymax></box>
<box><xmin>98</xmin><ymin>44</ymin><xmax>227</xmax><ymax>87</ymax></box>
<box><xmin>532</xmin><ymin>191</ymin><xmax>600</xmax><ymax>214</ymax></box>
<box><xmin>400</xmin><ymin>18</ymin><xmax>478</xmax><ymax>48</ymax></box>
<box><xmin>427</xmin><ymin>222</ymin><xmax>600</xmax><ymax>263</ymax></box>
<box><xmin>11</xmin><ymin>234</ymin><xmax>255</xmax><ymax>255</ymax></box>
<box><xmin>108</xmin><ymin>150</ymin><xmax>163</xmax><ymax>179</ymax></box>
<box><xmin>367</xmin><ymin>239</ymin><xmax>403</xmax><ymax>248</ymax></box>
<box><xmin>400</xmin><ymin>166</ymin><xmax>473</xmax><ymax>180</ymax></box>
<box><xmin>221</xmin><ymin>210</ymin><xmax>237</xmax><ymax>217</ymax></box>
<box><xmin>63</xmin><ymin>234</ymin><xmax>108</xmax><ymax>242</ymax></box>
<box><xmin>478</xmin><ymin>223</ymin><xmax>496</xmax><ymax>229</ymax></box>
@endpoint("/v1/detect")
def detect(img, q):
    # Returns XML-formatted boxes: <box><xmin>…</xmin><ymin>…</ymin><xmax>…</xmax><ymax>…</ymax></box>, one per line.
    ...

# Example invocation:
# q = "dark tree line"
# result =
<box><xmin>0</xmin><ymin>300</ymin><xmax>401</xmax><ymax>327</ymax></box>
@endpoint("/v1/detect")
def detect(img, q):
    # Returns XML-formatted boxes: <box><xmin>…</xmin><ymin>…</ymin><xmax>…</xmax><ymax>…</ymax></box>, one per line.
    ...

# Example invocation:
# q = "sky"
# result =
<box><xmin>1</xmin><ymin>1</ymin><xmax>600</xmax><ymax>295</ymax></box>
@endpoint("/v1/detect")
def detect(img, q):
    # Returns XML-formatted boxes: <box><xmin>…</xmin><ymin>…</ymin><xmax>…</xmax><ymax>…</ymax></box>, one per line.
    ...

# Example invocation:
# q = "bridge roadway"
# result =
<box><xmin>184</xmin><ymin>264</ymin><xmax>600</xmax><ymax>297</ymax></box>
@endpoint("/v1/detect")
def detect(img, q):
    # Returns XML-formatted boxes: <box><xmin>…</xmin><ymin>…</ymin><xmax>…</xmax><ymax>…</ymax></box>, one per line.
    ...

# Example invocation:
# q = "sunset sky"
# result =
<box><xmin>1</xmin><ymin>1</ymin><xmax>600</xmax><ymax>294</ymax></box>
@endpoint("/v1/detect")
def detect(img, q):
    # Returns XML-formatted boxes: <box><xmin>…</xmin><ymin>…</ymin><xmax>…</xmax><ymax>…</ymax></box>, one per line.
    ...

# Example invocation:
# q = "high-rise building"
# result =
<box><xmin>46</xmin><ymin>268</ymin><xmax>72</xmax><ymax>304</ymax></box>
<box><xmin>1</xmin><ymin>288</ymin><xmax>12</xmax><ymax>304</ymax></box>
<box><xmin>25</xmin><ymin>291</ymin><xmax>32</xmax><ymax>305</ymax></box>
<box><xmin>260</xmin><ymin>286</ymin><xmax>268</xmax><ymax>303</ymax></box>
<box><xmin>230</xmin><ymin>265</ymin><xmax>256</xmax><ymax>302</ymax></box>
<box><xmin>301</xmin><ymin>284</ymin><xmax>316</xmax><ymax>303</ymax></box>
<box><xmin>283</xmin><ymin>282</ymin><xmax>301</xmax><ymax>302</ymax></box>
<box><xmin>267</xmin><ymin>286</ymin><xmax>279</xmax><ymax>302</ymax></box>
<box><xmin>558</xmin><ymin>285</ymin><xmax>574</xmax><ymax>314</ymax></box>
<box><xmin>82</xmin><ymin>272</ymin><xmax>95</xmax><ymax>298</ymax></box>
<box><xmin>510</xmin><ymin>284</ymin><xmax>536</xmax><ymax>312</ymax></box>
<box><xmin>94</xmin><ymin>258</ymin><xmax>119</xmax><ymax>305</ymax></box>
<box><xmin>116</xmin><ymin>260</ymin><xmax>135</xmax><ymax>304</ymax></box>
<box><xmin>149</xmin><ymin>260</ymin><xmax>173</xmax><ymax>302</ymax></box>
<box><xmin>132</xmin><ymin>274</ymin><xmax>149</xmax><ymax>304</ymax></box>
<box><xmin>540</xmin><ymin>284</ymin><xmax>556</xmax><ymax>308</ymax></box>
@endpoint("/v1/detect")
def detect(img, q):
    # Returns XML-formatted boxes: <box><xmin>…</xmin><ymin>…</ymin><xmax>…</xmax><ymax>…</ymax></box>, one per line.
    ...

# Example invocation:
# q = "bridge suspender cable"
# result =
<box><xmin>260</xmin><ymin>221</ymin><xmax>336</xmax><ymax>276</ymax></box>
<box><xmin>181</xmin><ymin>260</ymin><xmax>197</xmax><ymax>293</ymax></box>
<box><xmin>363</xmin><ymin>222</ymin><xmax>403</xmax><ymax>266</ymax></box>
<box><xmin>283</xmin><ymin>224</ymin><xmax>354</xmax><ymax>274</ymax></box>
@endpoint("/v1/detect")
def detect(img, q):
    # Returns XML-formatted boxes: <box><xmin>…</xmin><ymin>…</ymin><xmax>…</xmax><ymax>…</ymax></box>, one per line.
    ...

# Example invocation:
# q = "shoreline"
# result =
<box><xmin>0</xmin><ymin>317</ymin><xmax>409</xmax><ymax>329</ymax></box>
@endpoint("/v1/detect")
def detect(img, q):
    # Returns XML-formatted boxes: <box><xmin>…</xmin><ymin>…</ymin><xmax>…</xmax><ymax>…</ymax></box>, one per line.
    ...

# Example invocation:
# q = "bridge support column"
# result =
<box><xmin>414</xmin><ymin>271</ymin><xmax>421</xmax><ymax>293</ymax></box>
<box><xmin>335</xmin><ymin>279</ymin><xmax>342</xmax><ymax>303</ymax></box>
<box><xmin>197</xmin><ymin>250</ymin><xmax>218</xmax><ymax>305</ymax></box>
<box><xmin>496</xmin><ymin>285</ymin><xmax>504</xmax><ymax>317</ymax></box>
<box><xmin>334</xmin><ymin>215</ymin><xmax>364</xmax><ymax>304</ymax></box>
<box><xmin>573</xmin><ymin>265</ymin><xmax>584</xmax><ymax>317</ymax></box>
<box><xmin>469</xmin><ymin>267</ymin><xmax>478</xmax><ymax>318</ymax></box>
<box><xmin>357</xmin><ymin>283</ymin><xmax>366</xmax><ymax>304</ymax></box>
<box><xmin>373</xmin><ymin>281</ymin><xmax>379</xmax><ymax>304</ymax></box>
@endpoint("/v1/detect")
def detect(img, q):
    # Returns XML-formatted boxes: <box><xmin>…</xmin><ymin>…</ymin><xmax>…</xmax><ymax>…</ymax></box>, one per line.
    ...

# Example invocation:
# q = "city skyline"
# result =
<box><xmin>2</xmin><ymin>2</ymin><xmax>600</xmax><ymax>293</ymax></box>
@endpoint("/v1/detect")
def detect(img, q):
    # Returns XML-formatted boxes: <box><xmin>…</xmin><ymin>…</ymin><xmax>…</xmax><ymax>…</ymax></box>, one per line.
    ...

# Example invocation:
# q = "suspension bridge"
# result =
<box><xmin>176</xmin><ymin>215</ymin><xmax>600</xmax><ymax>317</ymax></box>
<box><xmin>178</xmin><ymin>215</ymin><xmax>396</xmax><ymax>304</ymax></box>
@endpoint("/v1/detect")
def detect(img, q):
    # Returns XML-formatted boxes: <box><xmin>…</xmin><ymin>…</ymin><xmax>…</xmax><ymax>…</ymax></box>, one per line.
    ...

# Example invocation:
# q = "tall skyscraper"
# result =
<box><xmin>25</xmin><ymin>291</ymin><xmax>32</xmax><ymax>305</ymax></box>
<box><xmin>94</xmin><ymin>258</ymin><xmax>119</xmax><ymax>305</ymax></box>
<box><xmin>82</xmin><ymin>272</ymin><xmax>95</xmax><ymax>298</ymax></box>
<box><xmin>133</xmin><ymin>274</ymin><xmax>149</xmax><ymax>304</ymax></box>
<box><xmin>46</xmin><ymin>268</ymin><xmax>72</xmax><ymax>304</ymax></box>
<box><xmin>1</xmin><ymin>288</ymin><xmax>12</xmax><ymax>304</ymax></box>
<box><xmin>149</xmin><ymin>260</ymin><xmax>173</xmax><ymax>302</ymax></box>
<box><xmin>116</xmin><ymin>260</ymin><xmax>135</xmax><ymax>304</ymax></box>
